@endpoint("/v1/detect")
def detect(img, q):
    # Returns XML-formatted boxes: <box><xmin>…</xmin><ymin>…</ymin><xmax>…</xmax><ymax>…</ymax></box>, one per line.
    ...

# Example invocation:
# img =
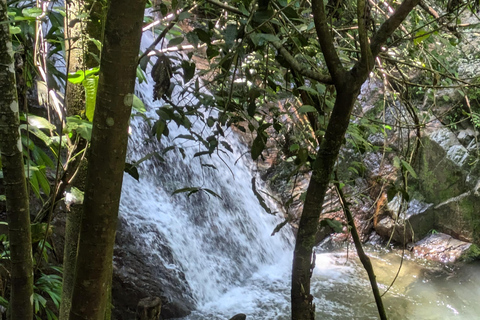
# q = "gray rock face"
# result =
<box><xmin>112</xmin><ymin>216</ymin><xmax>195</xmax><ymax>320</ymax></box>
<box><xmin>413</xmin><ymin>233</ymin><xmax>472</xmax><ymax>264</ymax></box>
<box><xmin>374</xmin><ymin>197</ymin><xmax>435</xmax><ymax>244</ymax></box>
<box><xmin>414</xmin><ymin>121</ymin><xmax>480</xmax><ymax>243</ymax></box>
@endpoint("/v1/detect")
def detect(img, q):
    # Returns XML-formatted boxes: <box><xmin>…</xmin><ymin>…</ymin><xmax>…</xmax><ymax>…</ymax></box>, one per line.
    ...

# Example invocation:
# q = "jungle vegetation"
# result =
<box><xmin>0</xmin><ymin>0</ymin><xmax>479</xmax><ymax>319</ymax></box>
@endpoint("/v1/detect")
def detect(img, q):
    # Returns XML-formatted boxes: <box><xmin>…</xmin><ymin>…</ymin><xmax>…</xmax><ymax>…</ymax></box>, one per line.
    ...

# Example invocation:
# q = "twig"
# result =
<box><xmin>137</xmin><ymin>21</ymin><xmax>176</xmax><ymax>64</ymax></box>
<box><xmin>334</xmin><ymin>170</ymin><xmax>387</xmax><ymax>320</ymax></box>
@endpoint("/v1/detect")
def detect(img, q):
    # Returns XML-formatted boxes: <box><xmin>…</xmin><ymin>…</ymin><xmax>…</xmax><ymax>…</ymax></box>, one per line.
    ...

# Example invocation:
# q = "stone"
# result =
<box><xmin>374</xmin><ymin>197</ymin><xmax>435</xmax><ymax>245</ymax></box>
<box><xmin>412</xmin><ymin>121</ymin><xmax>480</xmax><ymax>243</ymax></box>
<box><xmin>112</xmin><ymin>216</ymin><xmax>195</xmax><ymax>320</ymax></box>
<box><xmin>229</xmin><ymin>314</ymin><xmax>247</xmax><ymax>320</ymax></box>
<box><xmin>413</xmin><ymin>232</ymin><xmax>471</xmax><ymax>264</ymax></box>
<box><xmin>136</xmin><ymin>297</ymin><xmax>162</xmax><ymax>320</ymax></box>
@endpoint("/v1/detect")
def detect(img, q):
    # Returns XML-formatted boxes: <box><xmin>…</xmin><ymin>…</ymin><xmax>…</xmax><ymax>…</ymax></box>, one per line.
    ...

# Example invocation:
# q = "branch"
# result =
<box><xmin>205</xmin><ymin>0</ymin><xmax>246</xmax><ymax>16</ymax></box>
<box><xmin>370</xmin><ymin>0</ymin><xmax>421</xmax><ymax>57</ymax></box>
<box><xmin>419</xmin><ymin>0</ymin><xmax>460</xmax><ymax>38</ymax></box>
<box><xmin>334</xmin><ymin>171</ymin><xmax>387</xmax><ymax>320</ymax></box>
<box><xmin>270</xmin><ymin>41</ymin><xmax>333</xmax><ymax>84</ymax></box>
<box><xmin>312</xmin><ymin>0</ymin><xmax>346</xmax><ymax>84</ymax></box>
<box><xmin>138</xmin><ymin>21</ymin><xmax>176</xmax><ymax>64</ymax></box>
<box><xmin>357</xmin><ymin>0</ymin><xmax>373</xmax><ymax>72</ymax></box>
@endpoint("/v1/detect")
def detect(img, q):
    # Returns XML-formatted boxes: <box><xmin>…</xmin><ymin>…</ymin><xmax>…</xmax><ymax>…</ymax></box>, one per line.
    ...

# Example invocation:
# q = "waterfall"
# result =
<box><xmin>117</xmin><ymin>31</ymin><xmax>294</xmax><ymax>319</ymax></box>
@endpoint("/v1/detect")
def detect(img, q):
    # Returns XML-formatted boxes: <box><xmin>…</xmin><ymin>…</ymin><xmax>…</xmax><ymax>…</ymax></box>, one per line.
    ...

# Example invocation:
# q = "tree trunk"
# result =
<box><xmin>291</xmin><ymin>79</ymin><xmax>361</xmax><ymax>320</ymax></box>
<box><xmin>291</xmin><ymin>0</ymin><xmax>419</xmax><ymax>316</ymax></box>
<box><xmin>0</xmin><ymin>1</ymin><xmax>33</xmax><ymax>319</ymax></box>
<box><xmin>68</xmin><ymin>0</ymin><xmax>146</xmax><ymax>319</ymax></box>
<box><xmin>59</xmin><ymin>1</ymin><xmax>105</xmax><ymax>318</ymax></box>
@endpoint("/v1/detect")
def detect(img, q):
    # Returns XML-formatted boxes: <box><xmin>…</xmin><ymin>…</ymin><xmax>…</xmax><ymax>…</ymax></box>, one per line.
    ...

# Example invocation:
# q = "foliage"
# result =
<box><xmin>460</xmin><ymin>244</ymin><xmax>480</xmax><ymax>263</ymax></box>
<box><xmin>0</xmin><ymin>227</ymin><xmax>62</xmax><ymax>319</ymax></box>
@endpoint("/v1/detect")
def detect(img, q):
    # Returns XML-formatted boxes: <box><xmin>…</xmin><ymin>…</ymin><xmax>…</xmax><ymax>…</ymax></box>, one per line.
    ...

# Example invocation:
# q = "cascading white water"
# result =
<box><xmin>118</xmin><ymin>32</ymin><xmax>294</xmax><ymax>318</ymax></box>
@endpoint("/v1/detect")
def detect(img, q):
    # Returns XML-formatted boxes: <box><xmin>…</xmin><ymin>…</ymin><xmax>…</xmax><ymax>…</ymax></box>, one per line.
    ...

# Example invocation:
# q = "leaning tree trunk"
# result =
<box><xmin>68</xmin><ymin>0</ymin><xmax>146</xmax><ymax>319</ymax></box>
<box><xmin>290</xmin><ymin>0</ymin><xmax>420</xmax><ymax>318</ymax></box>
<box><xmin>291</xmin><ymin>80</ymin><xmax>361</xmax><ymax>320</ymax></box>
<box><xmin>59</xmin><ymin>1</ymin><xmax>105</xmax><ymax>319</ymax></box>
<box><xmin>0</xmin><ymin>1</ymin><xmax>34</xmax><ymax>319</ymax></box>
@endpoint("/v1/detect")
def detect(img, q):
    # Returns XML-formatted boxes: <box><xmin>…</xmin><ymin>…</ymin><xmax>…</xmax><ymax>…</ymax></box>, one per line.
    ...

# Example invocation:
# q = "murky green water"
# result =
<box><xmin>313</xmin><ymin>248</ymin><xmax>480</xmax><ymax>320</ymax></box>
<box><xmin>185</xmin><ymin>247</ymin><xmax>480</xmax><ymax>319</ymax></box>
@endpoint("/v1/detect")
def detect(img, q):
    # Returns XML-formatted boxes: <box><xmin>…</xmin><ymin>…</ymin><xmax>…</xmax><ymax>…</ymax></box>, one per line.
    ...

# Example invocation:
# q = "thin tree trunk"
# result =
<box><xmin>68</xmin><ymin>0</ymin><xmax>146</xmax><ymax>319</ymax></box>
<box><xmin>59</xmin><ymin>1</ymin><xmax>105</xmax><ymax>318</ymax></box>
<box><xmin>334</xmin><ymin>171</ymin><xmax>387</xmax><ymax>320</ymax></box>
<box><xmin>290</xmin><ymin>0</ymin><xmax>419</xmax><ymax>317</ymax></box>
<box><xmin>291</xmin><ymin>81</ymin><xmax>361</xmax><ymax>320</ymax></box>
<box><xmin>0</xmin><ymin>1</ymin><xmax>33</xmax><ymax>319</ymax></box>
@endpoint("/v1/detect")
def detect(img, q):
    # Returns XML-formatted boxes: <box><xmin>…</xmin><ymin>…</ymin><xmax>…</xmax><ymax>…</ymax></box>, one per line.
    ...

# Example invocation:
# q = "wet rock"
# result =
<box><xmin>136</xmin><ymin>297</ymin><xmax>162</xmax><ymax>320</ymax></box>
<box><xmin>229</xmin><ymin>314</ymin><xmax>247</xmax><ymax>320</ymax></box>
<box><xmin>112</xmin><ymin>216</ymin><xmax>195</xmax><ymax>320</ymax></box>
<box><xmin>374</xmin><ymin>197</ymin><xmax>434</xmax><ymax>245</ymax></box>
<box><xmin>413</xmin><ymin>233</ymin><xmax>471</xmax><ymax>264</ymax></box>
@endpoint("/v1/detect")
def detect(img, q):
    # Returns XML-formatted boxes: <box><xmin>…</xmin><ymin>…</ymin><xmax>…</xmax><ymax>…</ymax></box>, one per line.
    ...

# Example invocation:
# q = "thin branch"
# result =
<box><xmin>369</xmin><ymin>0</ymin><xmax>421</xmax><ymax>58</ymax></box>
<box><xmin>334</xmin><ymin>171</ymin><xmax>387</xmax><ymax>320</ymax></box>
<box><xmin>137</xmin><ymin>21</ymin><xmax>176</xmax><ymax>64</ymax></box>
<box><xmin>270</xmin><ymin>41</ymin><xmax>333</xmax><ymax>84</ymax></box>
<box><xmin>312</xmin><ymin>0</ymin><xmax>346</xmax><ymax>84</ymax></box>
<box><xmin>357</xmin><ymin>0</ymin><xmax>373</xmax><ymax>72</ymax></box>
<box><xmin>205</xmin><ymin>0</ymin><xmax>246</xmax><ymax>16</ymax></box>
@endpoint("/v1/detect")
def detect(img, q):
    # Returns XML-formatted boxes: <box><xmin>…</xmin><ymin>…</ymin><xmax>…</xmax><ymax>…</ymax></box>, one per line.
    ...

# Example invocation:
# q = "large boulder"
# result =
<box><xmin>112</xmin><ymin>216</ymin><xmax>196</xmax><ymax>319</ymax></box>
<box><xmin>413</xmin><ymin>122</ymin><xmax>480</xmax><ymax>243</ymax></box>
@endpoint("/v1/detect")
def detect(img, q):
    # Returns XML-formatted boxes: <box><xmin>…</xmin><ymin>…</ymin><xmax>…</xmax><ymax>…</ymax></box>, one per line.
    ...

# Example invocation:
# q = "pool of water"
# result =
<box><xmin>183</xmin><ymin>247</ymin><xmax>480</xmax><ymax>319</ymax></box>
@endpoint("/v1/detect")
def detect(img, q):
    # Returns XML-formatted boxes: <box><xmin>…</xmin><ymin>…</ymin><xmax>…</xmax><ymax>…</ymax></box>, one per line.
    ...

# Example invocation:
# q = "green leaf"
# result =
<box><xmin>68</xmin><ymin>67</ymin><xmax>99</xmax><ymax>84</ymax></box>
<box><xmin>172</xmin><ymin>187</ymin><xmax>200</xmax><ymax>196</ymax></box>
<box><xmin>66</xmin><ymin>116</ymin><xmax>93</xmax><ymax>141</ymax></box>
<box><xmin>124</xmin><ymin>163</ymin><xmax>140</xmax><ymax>181</ymax></box>
<box><xmin>175</xmin><ymin>134</ymin><xmax>196</xmax><ymax>141</ymax></box>
<box><xmin>401</xmin><ymin>160</ymin><xmax>418</xmax><ymax>178</ymax></box>
<box><xmin>325</xmin><ymin>218</ymin><xmax>343</xmax><ymax>233</ymax></box>
<box><xmin>414</xmin><ymin>30</ymin><xmax>431</xmax><ymax>45</ymax></box>
<box><xmin>181</xmin><ymin>61</ymin><xmax>195</xmax><ymax>84</ymax></box>
<box><xmin>27</xmin><ymin>115</ymin><xmax>56</xmax><ymax>130</ymax></box>
<box><xmin>193</xmin><ymin>151</ymin><xmax>211</xmax><ymax>157</ymax></box>
<box><xmin>22</xmin><ymin>7</ymin><xmax>43</xmax><ymax>18</ymax></box>
<box><xmin>82</xmin><ymin>75</ymin><xmax>99</xmax><ymax>122</ymax></box>
<box><xmin>133</xmin><ymin>94</ymin><xmax>146</xmax><ymax>113</ymax></box>
<box><xmin>36</xmin><ymin>170</ymin><xmax>50</xmax><ymax>196</ymax></box>
<box><xmin>224</xmin><ymin>24</ymin><xmax>238</xmax><ymax>49</ymax></box>
<box><xmin>298</xmin><ymin>105</ymin><xmax>317</xmax><ymax>113</ymax></box>
<box><xmin>203</xmin><ymin>188</ymin><xmax>222</xmax><ymax>199</ymax></box>
<box><xmin>194</xmin><ymin>28</ymin><xmax>210</xmax><ymax>43</ymax></box>
<box><xmin>250</xmin><ymin>33</ymin><xmax>280</xmax><ymax>47</ymax></box>
<box><xmin>298</xmin><ymin>86</ymin><xmax>318</xmax><ymax>95</ymax></box>
<box><xmin>168</xmin><ymin>36</ymin><xmax>184</xmax><ymax>47</ymax></box>
<box><xmin>136</xmin><ymin>66</ymin><xmax>147</xmax><ymax>84</ymax></box>
<box><xmin>178</xmin><ymin>11</ymin><xmax>191</xmax><ymax>21</ymax></box>
<box><xmin>9</xmin><ymin>26</ymin><xmax>21</xmax><ymax>34</ymax></box>
<box><xmin>289</xmin><ymin>144</ymin><xmax>299</xmax><ymax>152</ymax></box>
<box><xmin>251</xmin><ymin>134</ymin><xmax>266</xmax><ymax>160</ymax></box>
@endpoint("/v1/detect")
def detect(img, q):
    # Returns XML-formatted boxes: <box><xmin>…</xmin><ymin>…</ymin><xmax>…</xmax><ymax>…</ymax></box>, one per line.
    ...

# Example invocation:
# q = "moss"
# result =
<box><xmin>460</xmin><ymin>244</ymin><xmax>480</xmax><ymax>263</ymax></box>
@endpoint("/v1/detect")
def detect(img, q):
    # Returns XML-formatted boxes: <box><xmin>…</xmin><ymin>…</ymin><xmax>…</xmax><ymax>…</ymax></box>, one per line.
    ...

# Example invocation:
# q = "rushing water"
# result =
<box><xmin>117</xmin><ymin>31</ymin><xmax>480</xmax><ymax>319</ymax></box>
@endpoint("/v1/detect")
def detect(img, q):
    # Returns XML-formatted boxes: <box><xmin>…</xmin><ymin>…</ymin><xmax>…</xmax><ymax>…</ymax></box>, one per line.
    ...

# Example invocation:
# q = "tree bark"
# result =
<box><xmin>291</xmin><ymin>80</ymin><xmax>361</xmax><ymax>320</ymax></box>
<box><xmin>59</xmin><ymin>1</ymin><xmax>105</xmax><ymax>318</ymax></box>
<box><xmin>68</xmin><ymin>0</ymin><xmax>146</xmax><ymax>319</ymax></box>
<box><xmin>0</xmin><ymin>1</ymin><xmax>33</xmax><ymax>319</ymax></box>
<box><xmin>291</xmin><ymin>0</ymin><xmax>420</xmax><ymax>318</ymax></box>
